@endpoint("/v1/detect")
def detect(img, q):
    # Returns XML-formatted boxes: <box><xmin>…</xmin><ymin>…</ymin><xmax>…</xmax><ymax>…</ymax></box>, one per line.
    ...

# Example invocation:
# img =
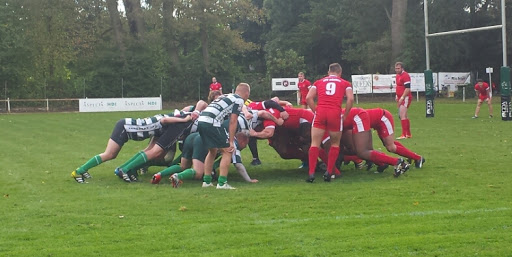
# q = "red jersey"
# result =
<box><xmin>282</xmin><ymin>108</ymin><xmax>314</xmax><ymax>129</ymax></box>
<box><xmin>209</xmin><ymin>82</ymin><xmax>222</xmax><ymax>91</ymax></box>
<box><xmin>395</xmin><ymin>71</ymin><xmax>412</xmax><ymax>99</ymax></box>
<box><xmin>366</xmin><ymin>108</ymin><xmax>387</xmax><ymax>128</ymax></box>
<box><xmin>474</xmin><ymin>82</ymin><xmax>489</xmax><ymax>97</ymax></box>
<box><xmin>262</xmin><ymin>108</ymin><xmax>281</xmax><ymax>129</ymax></box>
<box><xmin>312</xmin><ymin>75</ymin><xmax>352</xmax><ymax>109</ymax></box>
<box><xmin>298</xmin><ymin>79</ymin><xmax>311</xmax><ymax>104</ymax></box>
<box><xmin>342</xmin><ymin>107</ymin><xmax>370</xmax><ymax>133</ymax></box>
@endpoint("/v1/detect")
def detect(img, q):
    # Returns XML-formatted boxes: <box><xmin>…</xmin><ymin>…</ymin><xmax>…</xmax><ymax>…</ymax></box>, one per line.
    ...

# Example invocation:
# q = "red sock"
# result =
<box><xmin>370</xmin><ymin>150</ymin><xmax>398</xmax><ymax>166</ymax></box>
<box><xmin>404</xmin><ymin>119</ymin><xmax>411</xmax><ymax>136</ymax></box>
<box><xmin>394</xmin><ymin>141</ymin><xmax>420</xmax><ymax>160</ymax></box>
<box><xmin>400</xmin><ymin>119</ymin><xmax>407</xmax><ymax>136</ymax></box>
<box><xmin>319</xmin><ymin>148</ymin><xmax>341</xmax><ymax>175</ymax></box>
<box><xmin>344</xmin><ymin>155</ymin><xmax>361</xmax><ymax>163</ymax></box>
<box><xmin>327</xmin><ymin>146</ymin><xmax>340</xmax><ymax>175</ymax></box>
<box><xmin>308</xmin><ymin>146</ymin><xmax>319</xmax><ymax>176</ymax></box>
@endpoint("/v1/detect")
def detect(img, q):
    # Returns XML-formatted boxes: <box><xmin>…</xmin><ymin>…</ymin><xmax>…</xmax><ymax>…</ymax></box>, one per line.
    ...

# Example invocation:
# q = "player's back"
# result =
<box><xmin>313</xmin><ymin>75</ymin><xmax>351</xmax><ymax>109</ymax></box>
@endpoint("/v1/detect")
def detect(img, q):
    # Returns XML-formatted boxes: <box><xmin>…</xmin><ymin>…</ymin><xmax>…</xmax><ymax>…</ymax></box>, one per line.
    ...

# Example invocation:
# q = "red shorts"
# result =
<box><xmin>397</xmin><ymin>95</ymin><xmax>412</xmax><ymax>108</ymax></box>
<box><xmin>300</xmin><ymin>96</ymin><xmax>307</xmax><ymax>106</ymax></box>
<box><xmin>351</xmin><ymin>111</ymin><xmax>370</xmax><ymax>133</ymax></box>
<box><xmin>479</xmin><ymin>95</ymin><xmax>490</xmax><ymax>101</ymax></box>
<box><xmin>312</xmin><ymin>107</ymin><xmax>343</xmax><ymax>131</ymax></box>
<box><xmin>374</xmin><ymin>111</ymin><xmax>395</xmax><ymax>138</ymax></box>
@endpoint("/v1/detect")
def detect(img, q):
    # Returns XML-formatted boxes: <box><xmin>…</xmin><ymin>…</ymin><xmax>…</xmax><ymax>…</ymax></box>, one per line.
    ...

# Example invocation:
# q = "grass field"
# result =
<box><xmin>1</xmin><ymin>99</ymin><xmax>511</xmax><ymax>256</ymax></box>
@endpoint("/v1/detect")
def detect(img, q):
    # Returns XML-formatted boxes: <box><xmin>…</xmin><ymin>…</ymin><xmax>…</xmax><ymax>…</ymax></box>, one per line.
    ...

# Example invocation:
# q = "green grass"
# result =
<box><xmin>1</xmin><ymin>99</ymin><xmax>512</xmax><ymax>256</ymax></box>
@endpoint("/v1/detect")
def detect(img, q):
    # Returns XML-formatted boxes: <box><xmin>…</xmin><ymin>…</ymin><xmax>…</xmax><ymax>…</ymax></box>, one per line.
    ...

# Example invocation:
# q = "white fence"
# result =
<box><xmin>351</xmin><ymin>72</ymin><xmax>471</xmax><ymax>97</ymax></box>
<box><xmin>0</xmin><ymin>97</ymin><xmax>162</xmax><ymax>113</ymax></box>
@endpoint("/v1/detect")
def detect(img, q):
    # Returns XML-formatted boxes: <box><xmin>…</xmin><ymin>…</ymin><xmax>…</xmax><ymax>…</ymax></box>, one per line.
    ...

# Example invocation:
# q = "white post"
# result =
<box><xmin>416</xmin><ymin>90</ymin><xmax>419</xmax><ymax>102</ymax></box>
<box><xmin>486</xmin><ymin>67</ymin><xmax>494</xmax><ymax>98</ymax></box>
<box><xmin>463</xmin><ymin>86</ymin><xmax>466</xmax><ymax>102</ymax></box>
<box><xmin>46</xmin><ymin>99</ymin><xmax>49</xmax><ymax>112</ymax></box>
<box><xmin>7</xmin><ymin>97</ymin><xmax>10</xmax><ymax>113</ymax></box>
<box><xmin>355</xmin><ymin>90</ymin><xmax>359</xmax><ymax>105</ymax></box>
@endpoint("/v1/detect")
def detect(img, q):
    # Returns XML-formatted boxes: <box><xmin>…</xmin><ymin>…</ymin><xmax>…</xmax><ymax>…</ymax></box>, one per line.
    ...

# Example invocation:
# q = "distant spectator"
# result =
<box><xmin>209</xmin><ymin>77</ymin><xmax>222</xmax><ymax>93</ymax></box>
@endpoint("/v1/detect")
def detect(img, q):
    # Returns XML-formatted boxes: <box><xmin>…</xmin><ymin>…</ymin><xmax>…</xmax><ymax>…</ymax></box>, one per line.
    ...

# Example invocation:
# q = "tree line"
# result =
<box><xmin>0</xmin><ymin>0</ymin><xmax>510</xmax><ymax>101</ymax></box>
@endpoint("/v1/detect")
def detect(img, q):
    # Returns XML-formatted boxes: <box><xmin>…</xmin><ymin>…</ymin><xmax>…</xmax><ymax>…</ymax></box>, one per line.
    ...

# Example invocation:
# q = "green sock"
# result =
<box><xmin>170</xmin><ymin>153</ymin><xmax>182</xmax><ymax>166</ymax></box>
<box><xmin>218</xmin><ymin>176</ymin><xmax>227</xmax><ymax>186</ymax></box>
<box><xmin>121</xmin><ymin>151</ymin><xmax>143</xmax><ymax>167</ymax></box>
<box><xmin>160</xmin><ymin>165</ymin><xmax>182</xmax><ymax>177</ymax></box>
<box><xmin>177</xmin><ymin>168</ymin><xmax>196</xmax><ymax>180</ymax></box>
<box><xmin>76</xmin><ymin>155</ymin><xmax>102</xmax><ymax>174</ymax></box>
<box><xmin>120</xmin><ymin>151</ymin><xmax>148</xmax><ymax>172</ymax></box>
<box><xmin>203</xmin><ymin>174</ymin><xmax>212</xmax><ymax>184</ymax></box>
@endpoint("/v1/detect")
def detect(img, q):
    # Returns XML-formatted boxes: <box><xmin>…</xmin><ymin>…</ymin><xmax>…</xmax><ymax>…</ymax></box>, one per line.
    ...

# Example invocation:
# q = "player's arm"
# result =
<box><xmin>257</xmin><ymin>110</ymin><xmax>283</xmax><ymax>126</ymax></box>
<box><xmin>249</xmin><ymin>127</ymin><xmax>275</xmax><ymax>139</ymax></box>
<box><xmin>400</xmin><ymin>79</ymin><xmax>411</xmax><ymax>103</ymax></box>
<box><xmin>160</xmin><ymin>115</ymin><xmax>192</xmax><ymax>124</ymax></box>
<box><xmin>343</xmin><ymin>87</ymin><xmax>354</xmax><ymax>120</ymax></box>
<box><xmin>234</xmin><ymin>163</ymin><xmax>258</xmax><ymax>183</ymax></box>
<box><xmin>228</xmin><ymin>113</ymin><xmax>238</xmax><ymax>147</ymax></box>
<box><xmin>306</xmin><ymin>86</ymin><xmax>317</xmax><ymax>113</ymax></box>
<box><xmin>242</xmin><ymin>105</ymin><xmax>253</xmax><ymax>121</ymax></box>
<box><xmin>263</xmin><ymin>100</ymin><xmax>289</xmax><ymax>120</ymax></box>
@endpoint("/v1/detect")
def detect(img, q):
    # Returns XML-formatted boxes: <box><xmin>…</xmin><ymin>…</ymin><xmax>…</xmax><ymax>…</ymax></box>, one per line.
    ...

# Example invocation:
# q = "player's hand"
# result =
<box><xmin>398</xmin><ymin>98</ymin><xmax>403</xmax><ymax>106</ymax></box>
<box><xmin>280</xmin><ymin>111</ymin><xmax>289</xmax><ymax>120</ymax></box>
<box><xmin>191</xmin><ymin>111</ymin><xmax>200</xmax><ymax>120</ymax></box>
<box><xmin>276</xmin><ymin>118</ymin><xmax>284</xmax><ymax>126</ymax></box>
<box><xmin>227</xmin><ymin>142</ymin><xmax>235</xmax><ymax>153</ymax></box>
<box><xmin>245</xmin><ymin>112</ymin><xmax>253</xmax><ymax>121</ymax></box>
<box><xmin>249</xmin><ymin>129</ymin><xmax>257</xmax><ymax>137</ymax></box>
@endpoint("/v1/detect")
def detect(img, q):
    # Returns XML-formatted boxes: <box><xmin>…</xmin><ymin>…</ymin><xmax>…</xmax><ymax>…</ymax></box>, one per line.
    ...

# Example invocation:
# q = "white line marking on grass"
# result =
<box><xmin>254</xmin><ymin>207</ymin><xmax>510</xmax><ymax>225</ymax></box>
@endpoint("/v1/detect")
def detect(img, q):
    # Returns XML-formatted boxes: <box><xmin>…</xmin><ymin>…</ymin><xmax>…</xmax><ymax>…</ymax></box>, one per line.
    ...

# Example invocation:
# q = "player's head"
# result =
<box><xmin>298</xmin><ymin>72</ymin><xmax>305</xmax><ymax>80</ymax></box>
<box><xmin>235</xmin><ymin>83</ymin><xmax>251</xmax><ymax>101</ymax></box>
<box><xmin>476</xmin><ymin>79</ymin><xmax>484</xmax><ymax>85</ymax></box>
<box><xmin>395</xmin><ymin>62</ymin><xmax>404</xmax><ymax>74</ymax></box>
<box><xmin>208</xmin><ymin>90</ymin><xmax>222</xmax><ymax>102</ymax></box>
<box><xmin>212</xmin><ymin>77</ymin><xmax>217</xmax><ymax>83</ymax></box>
<box><xmin>235</xmin><ymin>131</ymin><xmax>250</xmax><ymax>149</ymax></box>
<box><xmin>271</xmin><ymin>96</ymin><xmax>280</xmax><ymax>103</ymax></box>
<box><xmin>328</xmin><ymin>63</ymin><xmax>342</xmax><ymax>76</ymax></box>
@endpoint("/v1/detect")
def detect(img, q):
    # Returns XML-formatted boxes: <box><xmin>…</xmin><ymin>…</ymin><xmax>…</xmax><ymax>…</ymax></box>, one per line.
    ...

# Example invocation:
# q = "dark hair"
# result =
<box><xmin>395</xmin><ymin>62</ymin><xmax>404</xmax><ymax>68</ymax></box>
<box><xmin>476</xmin><ymin>79</ymin><xmax>484</xmax><ymax>83</ymax></box>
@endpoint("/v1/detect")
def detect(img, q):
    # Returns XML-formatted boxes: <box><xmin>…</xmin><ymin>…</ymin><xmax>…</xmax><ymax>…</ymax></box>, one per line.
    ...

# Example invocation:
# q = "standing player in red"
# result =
<box><xmin>472</xmin><ymin>79</ymin><xmax>493</xmax><ymax>118</ymax></box>
<box><xmin>395</xmin><ymin>62</ymin><xmax>413</xmax><ymax>139</ymax></box>
<box><xmin>209</xmin><ymin>77</ymin><xmax>222</xmax><ymax>93</ymax></box>
<box><xmin>305</xmin><ymin>63</ymin><xmax>354</xmax><ymax>182</ymax></box>
<box><xmin>297</xmin><ymin>72</ymin><xmax>311</xmax><ymax>109</ymax></box>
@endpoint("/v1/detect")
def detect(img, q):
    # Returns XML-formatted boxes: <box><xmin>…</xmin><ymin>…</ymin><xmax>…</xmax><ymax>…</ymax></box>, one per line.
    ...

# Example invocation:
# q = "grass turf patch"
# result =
<box><xmin>1</xmin><ymin>100</ymin><xmax>511</xmax><ymax>256</ymax></box>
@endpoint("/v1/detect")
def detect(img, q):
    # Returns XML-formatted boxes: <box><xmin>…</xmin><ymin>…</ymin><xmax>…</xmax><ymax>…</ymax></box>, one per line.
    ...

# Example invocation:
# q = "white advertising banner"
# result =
<box><xmin>351</xmin><ymin>75</ymin><xmax>373</xmax><ymax>94</ymax></box>
<box><xmin>438</xmin><ymin>72</ymin><xmax>471</xmax><ymax>92</ymax></box>
<box><xmin>79</xmin><ymin>97</ymin><xmax>162</xmax><ymax>112</ymax></box>
<box><xmin>272</xmin><ymin>78</ymin><xmax>299</xmax><ymax>91</ymax></box>
<box><xmin>409</xmin><ymin>73</ymin><xmax>438</xmax><ymax>92</ymax></box>
<box><xmin>372</xmin><ymin>74</ymin><xmax>395</xmax><ymax>94</ymax></box>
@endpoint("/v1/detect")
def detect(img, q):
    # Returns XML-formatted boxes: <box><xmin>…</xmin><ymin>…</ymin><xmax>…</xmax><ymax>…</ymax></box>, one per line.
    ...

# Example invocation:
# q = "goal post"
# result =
<box><xmin>423</xmin><ymin>0</ymin><xmax>508</xmax><ymax>120</ymax></box>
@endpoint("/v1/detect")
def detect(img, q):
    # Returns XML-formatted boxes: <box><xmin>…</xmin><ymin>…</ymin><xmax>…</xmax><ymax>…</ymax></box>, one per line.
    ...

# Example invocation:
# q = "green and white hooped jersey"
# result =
<box><xmin>124</xmin><ymin>110</ymin><xmax>186</xmax><ymax>141</ymax></box>
<box><xmin>198</xmin><ymin>94</ymin><xmax>244</xmax><ymax>127</ymax></box>
<box><xmin>232</xmin><ymin>140</ymin><xmax>243</xmax><ymax>164</ymax></box>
